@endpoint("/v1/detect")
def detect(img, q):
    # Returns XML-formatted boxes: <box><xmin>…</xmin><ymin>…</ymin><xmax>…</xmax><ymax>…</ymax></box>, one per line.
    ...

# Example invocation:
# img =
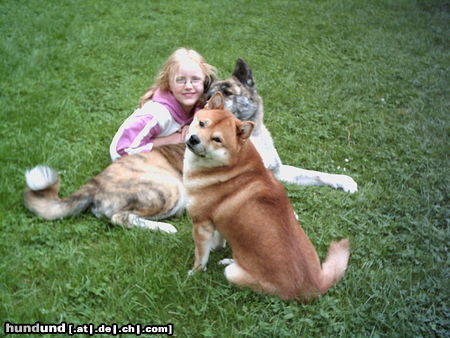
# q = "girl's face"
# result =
<box><xmin>169</xmin><ymin>60</ymin><xmax>205</xmax><ymax>114</ymax></box>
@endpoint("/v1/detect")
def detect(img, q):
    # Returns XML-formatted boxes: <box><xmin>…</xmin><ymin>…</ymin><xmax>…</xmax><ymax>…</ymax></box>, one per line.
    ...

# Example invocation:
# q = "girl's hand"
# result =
<box><xmin>180</xmin><ymin>125</ymin><xmax>190</xmax><ymax>141</ymax></box>
<box><xmin>152</xmin><ymin>125</ymin><xmax>191</xmax><ymax>147</ymax></box>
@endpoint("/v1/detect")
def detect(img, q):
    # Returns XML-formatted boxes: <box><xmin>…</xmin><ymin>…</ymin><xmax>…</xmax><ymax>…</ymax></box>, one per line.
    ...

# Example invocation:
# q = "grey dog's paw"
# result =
<box><xmin>330</xmin><ymin>174</ymin><xmax>358</xmax><ymax>193</ymax></box>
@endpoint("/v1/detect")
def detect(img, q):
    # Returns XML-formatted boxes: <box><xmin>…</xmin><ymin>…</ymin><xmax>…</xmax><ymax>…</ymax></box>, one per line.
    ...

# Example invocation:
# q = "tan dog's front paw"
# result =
<box><xmin>188</xmin><ymin>265</ymin><xmax>207</xmax><ymax>276</ymax></box>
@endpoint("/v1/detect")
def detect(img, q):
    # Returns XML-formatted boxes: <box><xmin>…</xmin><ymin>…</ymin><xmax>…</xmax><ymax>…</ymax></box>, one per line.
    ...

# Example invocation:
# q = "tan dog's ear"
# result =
<box><xmin>206</xmin><ymin>92</ymin><xmax>225</xmax><ymax>110</ymax></box>
<box><xmin>237</xmin><ymin>121</ymin><xmax>255</xmax><ymax>140</ymax></box>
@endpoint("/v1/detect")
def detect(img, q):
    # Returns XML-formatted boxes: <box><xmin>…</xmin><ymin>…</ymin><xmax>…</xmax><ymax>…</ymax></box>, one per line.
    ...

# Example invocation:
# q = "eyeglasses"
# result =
<box><xmin>174</xmin><ymin>76</ymin><xmax>204</xmax><ymax>86</ymax></box>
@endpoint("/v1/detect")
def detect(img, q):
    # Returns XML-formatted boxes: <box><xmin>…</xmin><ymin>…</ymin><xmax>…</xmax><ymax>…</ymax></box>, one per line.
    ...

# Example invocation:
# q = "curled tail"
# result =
<box><xmin>24</xmin><ymin>165</ymin><xmax>96</xmax><ymax>220</ymax></box>
<box><xmin>320</xmin><ymin>239</ymin><xmax>350</xmax><ymax>294</ymax></box>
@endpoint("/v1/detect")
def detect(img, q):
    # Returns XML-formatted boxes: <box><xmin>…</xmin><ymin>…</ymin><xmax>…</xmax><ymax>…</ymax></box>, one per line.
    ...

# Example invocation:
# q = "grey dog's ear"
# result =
<box><xmin>206</xmin><ymin>92</ymin><xmax>225</xmax><ymax>110</ymax></box>
<box><xmin>203</xmin><ymin>74</ymin><xmax>216</xmax><ymax>93</ymax></box>
<box><xmin>233</xmin><ymin>58</ymin><xmax>255</xmax><ymax>88</ymax></box>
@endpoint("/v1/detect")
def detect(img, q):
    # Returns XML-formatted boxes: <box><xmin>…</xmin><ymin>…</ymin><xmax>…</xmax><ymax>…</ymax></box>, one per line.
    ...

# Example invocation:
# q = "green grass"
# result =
<box><xmin>1</xmin><ymin>0</ymin><xmax>448</xmax><ymax>336</ymax></box>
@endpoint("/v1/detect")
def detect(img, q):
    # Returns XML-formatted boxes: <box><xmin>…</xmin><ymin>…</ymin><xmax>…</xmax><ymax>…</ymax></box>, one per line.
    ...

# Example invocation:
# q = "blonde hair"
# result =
<box><xmin>139</xmin><ymin>48</ymin><xmax>217</xmax><ymax>108</ymax></box>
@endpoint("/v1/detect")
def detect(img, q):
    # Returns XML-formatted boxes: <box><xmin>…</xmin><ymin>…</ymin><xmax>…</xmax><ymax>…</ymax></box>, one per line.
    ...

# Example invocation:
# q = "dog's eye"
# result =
<box><xmin>212</xmin><ymin>137</ymin><xmax>222</xmax><ymax>143</ymax></box>
<box><xmin>222</xmin><ymin>89</ymin><xmax>233</xmax><ymax>96</ymax></box>
<box><xmin>199</xmin><ymin>121</ymin><xmax>205</xmax><ymax>128</ymax></box>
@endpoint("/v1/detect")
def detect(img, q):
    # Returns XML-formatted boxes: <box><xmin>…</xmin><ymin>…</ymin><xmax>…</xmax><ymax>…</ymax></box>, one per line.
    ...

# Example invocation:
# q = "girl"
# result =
<box><xmin>110</xmin><ymin>48</ymin><xmax>217</xmax><ymax>161</ymax></box>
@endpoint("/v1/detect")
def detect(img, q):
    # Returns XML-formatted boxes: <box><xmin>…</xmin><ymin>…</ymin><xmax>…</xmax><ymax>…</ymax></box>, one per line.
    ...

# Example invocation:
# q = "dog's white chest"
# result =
<box><xmin>250</xmin><ymin>125</ymin><xmax>282</xmax><ymax>172</ymax></box>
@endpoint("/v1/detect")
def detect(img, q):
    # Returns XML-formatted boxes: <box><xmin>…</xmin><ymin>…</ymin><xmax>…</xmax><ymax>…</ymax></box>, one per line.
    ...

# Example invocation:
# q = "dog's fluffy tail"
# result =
<box><xmin>24</xmin><ymin>165</ymin><xmax>96</xmax><ymax>220</ymax></box>
<box><xmin>319</xmin><ymin>239</ymin><xmax>350</xmax><ymax>294</ymax></box>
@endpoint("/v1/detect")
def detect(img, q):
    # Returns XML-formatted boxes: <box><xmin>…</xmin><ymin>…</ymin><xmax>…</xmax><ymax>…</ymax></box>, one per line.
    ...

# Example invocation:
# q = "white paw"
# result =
<box><xmin>133</xmin><ymin>216</ymin><xmax>178</xmax><ymax>233</ymax></box>
<box><xmin>156</xmin><ymin>222</ymin><xmax>178</xmax><ymax>234</ymax></box>
<box><xmin>328</xmin><ymin>175</ymin><xmax>358</xmax><ymax>193</ymax></box>
<box><xmin>218</xmin><ymin>258</ymin><xmax>234</xmax><ymax>266</ymax></box>
<box><xmin>188</xmin><ymin>266</ymin><xmax>207</xmax><ymax>276</ymax></box>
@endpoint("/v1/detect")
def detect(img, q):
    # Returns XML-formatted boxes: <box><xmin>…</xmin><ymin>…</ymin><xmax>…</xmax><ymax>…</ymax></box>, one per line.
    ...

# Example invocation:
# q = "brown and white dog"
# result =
<box><xmin>184</xmin><ymin>92</ymin><xmax>350</xmax><ymax>302</ymax></box>
<box><xmin>24</xmin><ymin>144</ymin><xmax>185</xmax><ymax>233</ymax></box>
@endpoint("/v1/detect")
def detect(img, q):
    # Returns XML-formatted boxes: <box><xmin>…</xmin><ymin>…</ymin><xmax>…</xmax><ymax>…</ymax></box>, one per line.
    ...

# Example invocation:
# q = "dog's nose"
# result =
<box><xmin>188</xmin><ymin>135</ymin><xmax>201</xmax><ymax>146</ymax></box>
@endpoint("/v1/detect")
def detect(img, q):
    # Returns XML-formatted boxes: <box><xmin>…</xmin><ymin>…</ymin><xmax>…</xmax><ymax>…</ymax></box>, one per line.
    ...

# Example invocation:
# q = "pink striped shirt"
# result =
<box><xmin>110</xmin><ymin>89</ymin><xmax>197</xmax><ymax>161</ymax></box>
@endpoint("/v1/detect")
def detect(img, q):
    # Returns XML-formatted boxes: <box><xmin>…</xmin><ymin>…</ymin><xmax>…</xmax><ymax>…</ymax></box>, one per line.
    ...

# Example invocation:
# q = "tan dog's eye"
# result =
<box><xmin>212</xmin><ymin>137</ymin><xmax>222</xmax><ymax>143</ymax></box>
<box><xmin>199</xmin><ymin>121</ymin><xmax>205</xmax><ymax>128</ymax></box>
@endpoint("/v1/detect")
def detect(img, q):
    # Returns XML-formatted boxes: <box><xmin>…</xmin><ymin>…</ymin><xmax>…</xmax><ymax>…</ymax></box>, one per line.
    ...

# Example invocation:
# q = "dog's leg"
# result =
<box><xmin>189</xmin><ymin>221</ymin><xmax>215</xmax><ymax>274</ymax></box>
<box><xmin>225</xmin><ymin>262</ymin><xmax>281</xmax><ymax>296</ymax></box>
<box><xmin>252</xmin><ymin>129</ymin><xmax>357</xmax><ymax>193</ymax></box>
<box><xmin>224</xmin><ymin>261</ymin><xmax>273</xmax><ymax>294</ymax></box>
<box><xmin>277</xmin><ymin>165</ymin><xmax>358</xmax><ymax>193</ymax></box>
<box><xmin>111</xmin><ymin>211</ymin><xmax>177</xmax><ymax>233</ymax></box>
<box><xmin>210</xmin><ymin>230</ymin><xmax>226</xmax><ymax>250</ymax></box>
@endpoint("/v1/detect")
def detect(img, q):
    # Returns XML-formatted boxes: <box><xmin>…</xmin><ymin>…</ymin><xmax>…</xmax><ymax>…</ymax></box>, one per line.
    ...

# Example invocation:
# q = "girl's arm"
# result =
<box><xmin>110</xmin><ymin>101</ymin><xmax>187</xmax><ymax>161</ymax></box>
<box><xmin>110</xmin><ymin>114</ymin><xmax>162</xmax><ymax>160</ymax></box>
<box><xmin>152</xmin><ymin>125</ymin><xmax>190</xmax><ymax>147</ymax></box>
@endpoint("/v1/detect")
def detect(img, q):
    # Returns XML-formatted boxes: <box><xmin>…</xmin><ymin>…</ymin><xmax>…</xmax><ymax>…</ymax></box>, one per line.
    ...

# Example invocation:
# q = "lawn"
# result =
<box><xmin>1</xmin><ymin>0</ymin><xmax>448</xmax><ymax>336</ymax></box>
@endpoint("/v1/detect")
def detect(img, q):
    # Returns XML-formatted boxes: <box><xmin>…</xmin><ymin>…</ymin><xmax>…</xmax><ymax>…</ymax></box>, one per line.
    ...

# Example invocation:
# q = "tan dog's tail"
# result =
<box><xmin>319</xmin><ymin>239</ymin><xmax>350</xmax><ymax>294</ymax></box>
<box><xmin>24</xmin><ymin>165</ymin><xmax>96</xmax><ymax>220</ymax></box>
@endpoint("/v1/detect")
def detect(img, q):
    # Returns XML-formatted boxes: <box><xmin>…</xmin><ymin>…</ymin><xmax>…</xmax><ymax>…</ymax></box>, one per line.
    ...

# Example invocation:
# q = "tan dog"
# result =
<box><xmin>24</xmin><ymin>144</ymin><xmax>186</xmax><ymax>233</ymax></box>
<box><xmin>184</xmin><ymin>92</ymin><xmax>350</xmax><ymax>302</ymax></box>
